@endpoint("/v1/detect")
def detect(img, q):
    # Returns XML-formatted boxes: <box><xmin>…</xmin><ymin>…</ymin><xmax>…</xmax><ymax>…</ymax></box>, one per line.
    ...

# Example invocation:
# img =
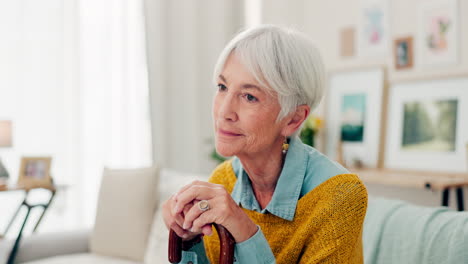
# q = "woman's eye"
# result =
<box><xmin>244</xmin><ymin>93</ymin><xmax>258</xmax><ymax>102</ymax></box>
<box><xmin>217</xmin><ymin>84</ymin><xmax>227</xmax><ymax>91</ymax></box>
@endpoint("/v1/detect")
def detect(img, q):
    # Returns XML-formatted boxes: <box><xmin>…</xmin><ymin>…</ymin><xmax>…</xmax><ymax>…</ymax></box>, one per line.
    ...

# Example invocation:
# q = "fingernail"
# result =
<box><xmin>182</xmin><ymin>234</ymin><xmax>188</xmax><ymax>239</ymax></box>
<box><xmin>183</xmin><ymin>223</ymin><xmax>189</xmax><ymax>230</ymax></box>
<box><xmin>173</xmin><ymin>205</ymin><xmax>179</xmax><ymax>214</ymax></box>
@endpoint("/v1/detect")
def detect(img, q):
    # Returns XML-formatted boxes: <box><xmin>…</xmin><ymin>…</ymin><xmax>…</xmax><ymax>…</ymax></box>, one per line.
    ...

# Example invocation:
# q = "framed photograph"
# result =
<box><xmin>418</xmin><ymin>0</ymin><xmax>459</xmax><ymax>67</ymax></box>
<box><xmin>340</xmin><ymin>27</ymin><xmax>355</xmax><ymax>58</ymax></box>
<box><xmin>385</xmin><ymin>78</ymin><xmax>468</xmax><ymax>172</ymax></box>
<box><xmin>394</xmin><ymin>36</ymin><xmax>414</xmax><ymax>70</ymax></box>
<box><xmin>17</xmin><ymin>157</ymin><xmax>53</xmax><ymax>188</ymax></box>
<box><xmin>326</xmin><ymin>68</ymin><xmax>386</xmax><ymax>168</ymax></box>
<box><xmin>357</xmin><ymin>0</ymin><xmax>390</xmax><ymax>57</ymax></box>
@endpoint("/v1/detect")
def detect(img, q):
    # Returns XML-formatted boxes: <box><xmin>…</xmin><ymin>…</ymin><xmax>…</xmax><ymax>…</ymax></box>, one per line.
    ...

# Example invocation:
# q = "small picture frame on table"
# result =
<box><xmin>17</xmin><ymin>157</ymin><xmax>53</xmax><ymax>188</ymax></box>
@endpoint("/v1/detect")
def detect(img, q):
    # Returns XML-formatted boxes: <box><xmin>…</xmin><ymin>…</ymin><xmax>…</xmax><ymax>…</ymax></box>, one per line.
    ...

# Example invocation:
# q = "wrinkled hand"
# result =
<box><xmin>162</xmin><ymin>194</ymin><xmax>211</xmax><ymax>241</ymax></box>
<box><xmin>171</xmin><ymin>180</ymin><xmax>258</xmax><ymax>243</ymax></box>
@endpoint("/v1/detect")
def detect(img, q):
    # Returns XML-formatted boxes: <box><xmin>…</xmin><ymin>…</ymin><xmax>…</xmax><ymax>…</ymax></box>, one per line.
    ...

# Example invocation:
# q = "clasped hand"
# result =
<box><xmin>162</xmin><ymin>180</ymin><xmax>258</xmax><ymax>243</ymax></box>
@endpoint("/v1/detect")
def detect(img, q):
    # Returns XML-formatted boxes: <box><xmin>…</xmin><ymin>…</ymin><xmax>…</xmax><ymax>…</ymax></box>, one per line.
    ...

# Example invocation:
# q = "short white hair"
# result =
<box><xmin>213</xmin><ymin>25</ymin><xmax>326</xmax><ymax>124</ymax></box>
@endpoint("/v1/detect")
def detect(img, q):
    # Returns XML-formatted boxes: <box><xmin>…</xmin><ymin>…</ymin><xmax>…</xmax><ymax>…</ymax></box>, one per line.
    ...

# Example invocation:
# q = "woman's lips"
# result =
<box><xmin>218</xmin><ymin>129</ymin><xmax>243</xmax><ymax>137</ymax></box>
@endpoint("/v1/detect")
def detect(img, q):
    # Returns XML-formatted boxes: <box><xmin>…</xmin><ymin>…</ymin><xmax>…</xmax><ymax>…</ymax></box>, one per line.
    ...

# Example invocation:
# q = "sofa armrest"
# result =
<box><xmin>14</xmin><ymin>229</ymin><xmax>91</xmax><ymax>263</ymax></box>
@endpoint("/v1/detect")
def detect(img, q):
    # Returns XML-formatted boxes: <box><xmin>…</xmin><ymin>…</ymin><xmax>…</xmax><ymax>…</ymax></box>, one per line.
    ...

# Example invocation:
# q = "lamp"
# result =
<box><xmin>0</xmin><ymin>120</ymin><xmax>13</xmax><ymax>180</ymax></box>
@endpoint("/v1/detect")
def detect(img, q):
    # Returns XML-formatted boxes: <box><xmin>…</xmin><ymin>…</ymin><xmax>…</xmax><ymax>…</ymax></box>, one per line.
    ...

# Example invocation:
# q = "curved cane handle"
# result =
<box><xmin>168</xmin><ymin>229</ymin><xmax>182</xmax><ymax>263</ymax></box>
<box><xmin>168</xmin><ymin>224</ymin><xmax>235</xmax><ymax>264</ymax></box>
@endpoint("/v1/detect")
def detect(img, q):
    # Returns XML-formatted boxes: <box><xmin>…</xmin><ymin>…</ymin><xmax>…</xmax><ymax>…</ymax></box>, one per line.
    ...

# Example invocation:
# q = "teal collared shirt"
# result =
<box><xmin>180</xmin><ymin>136</ymin><xmax>349</xmax><ymax>264</ymax></box>
<box><xmin>231</xmin><ymin>136</ymin><xmax>348</xmax><ymax>221</ymax></box>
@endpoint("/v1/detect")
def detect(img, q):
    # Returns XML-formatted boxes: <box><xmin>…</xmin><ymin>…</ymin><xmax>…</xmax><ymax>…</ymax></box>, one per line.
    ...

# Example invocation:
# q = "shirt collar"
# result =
<box><xmin>231</xmin><ymin>136</ymin><xmax>308</xmax><ymax>221</ymax></box>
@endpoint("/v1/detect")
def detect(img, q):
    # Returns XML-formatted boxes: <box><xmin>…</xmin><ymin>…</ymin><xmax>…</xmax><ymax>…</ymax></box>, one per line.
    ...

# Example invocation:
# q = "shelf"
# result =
<box><xmin>350</xmin><ymin>168</ymin><xmax>468</xmax><ymax>191</ymax></box>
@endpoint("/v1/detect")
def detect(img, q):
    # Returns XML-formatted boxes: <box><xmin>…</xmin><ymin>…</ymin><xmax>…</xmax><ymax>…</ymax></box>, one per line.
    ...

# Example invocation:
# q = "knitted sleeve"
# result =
<box><xmin>300</xmin><ymin>174</ymin><xmax>368</xmax><ymax>263</ymax></box>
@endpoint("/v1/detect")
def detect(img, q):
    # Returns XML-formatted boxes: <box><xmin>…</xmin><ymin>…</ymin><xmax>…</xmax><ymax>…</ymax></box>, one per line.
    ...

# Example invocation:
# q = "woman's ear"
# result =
<box><xmin>281</xmin><ymin>105</ymin><xmax>310</xmax><ymax>137</ymax></box>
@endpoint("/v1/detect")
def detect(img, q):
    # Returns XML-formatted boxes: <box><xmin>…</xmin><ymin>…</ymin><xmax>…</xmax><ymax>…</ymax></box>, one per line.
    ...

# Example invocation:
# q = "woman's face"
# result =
<box><xmin>213</xmin><ymin>54</ymin><xmax>288</xmax><ymax>158</ymax></box>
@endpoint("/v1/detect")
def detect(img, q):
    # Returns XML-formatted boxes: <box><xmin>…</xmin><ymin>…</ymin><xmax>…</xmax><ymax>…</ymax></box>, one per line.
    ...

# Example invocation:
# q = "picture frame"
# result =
<box><xmin>385</xmin><ymin>78</ymin><xmax>468</xmax><ymax>172</ymax></box>
<box><xmin>326</xmin><ymin>68</ymin><xmax>387</xmax><ymax>168</ymax></box>
<box><xmin>394</xmin><ymin>36</ymin><xmax>414</xmax><ymax>70</ymax></box>
<box><xmin>417</xmin><ymin>0</ymin><xmax>459</xmax><ymax>67</ymax></box>
<box><xmin>17</xmin><ymin>157</ymin><xmax>53</xmax><ymax>188</ymax></box>
<box><xmin>0</xmin><ymin>160</ymin><xmax>8</xmax><ymax>179</ymax></box>
<box><xmin>340</xmin><ymin>27</ymin><xmax>356</xmax><ymax>58</ymax></box>
<box><xmin>357</xmin><ymin>0</ymin><xmax>390</xmax><ymax>57</ymax></box>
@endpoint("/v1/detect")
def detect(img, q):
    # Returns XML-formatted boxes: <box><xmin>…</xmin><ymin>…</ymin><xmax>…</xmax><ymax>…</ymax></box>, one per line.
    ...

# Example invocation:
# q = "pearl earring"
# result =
<box><xmin>282</xmin><ymin>138</ymin><xmax>289</xmax><ymax>154</ymax></box>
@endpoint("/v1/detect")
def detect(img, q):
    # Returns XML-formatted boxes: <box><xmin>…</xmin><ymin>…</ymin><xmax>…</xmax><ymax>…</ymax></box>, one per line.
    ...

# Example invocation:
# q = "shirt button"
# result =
<box><xmin>187</xmin><ymin>261</ymin><xmax>193</xmax><ymax>264</ymax></box>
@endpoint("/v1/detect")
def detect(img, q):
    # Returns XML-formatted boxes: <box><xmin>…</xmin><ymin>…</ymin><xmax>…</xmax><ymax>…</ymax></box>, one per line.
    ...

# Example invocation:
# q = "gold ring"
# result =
<box><xmin>198</xmin><ymin>200</ymin><xmax>210</xmax><ymax>212</ymax></box>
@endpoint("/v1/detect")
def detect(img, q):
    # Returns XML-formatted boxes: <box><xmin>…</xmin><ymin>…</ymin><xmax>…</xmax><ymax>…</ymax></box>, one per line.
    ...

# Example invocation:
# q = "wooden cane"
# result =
<box><xmin>168</xmin><ymin>224</ymin><xmax>235</xmax><ymax>264</ymax></box>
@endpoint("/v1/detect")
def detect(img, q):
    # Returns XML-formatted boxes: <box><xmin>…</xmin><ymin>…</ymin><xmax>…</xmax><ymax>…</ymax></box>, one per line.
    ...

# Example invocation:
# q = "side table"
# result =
<box><xmin>0</xmin><ymin>184</ymin><xmax>65</xmax><ymax>264</ymax></box>
<box><xmin>354</xmin><ymin>168</ymin><xmax>468</xmax><ymax>211</ymax></box>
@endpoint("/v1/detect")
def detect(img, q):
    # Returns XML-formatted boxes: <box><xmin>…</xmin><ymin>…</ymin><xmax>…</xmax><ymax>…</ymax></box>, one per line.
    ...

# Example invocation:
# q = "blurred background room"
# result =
<box><xmin>0</xmin><ymin>0</ymin><xmax>467</xmax><ymax>263</ymax></box>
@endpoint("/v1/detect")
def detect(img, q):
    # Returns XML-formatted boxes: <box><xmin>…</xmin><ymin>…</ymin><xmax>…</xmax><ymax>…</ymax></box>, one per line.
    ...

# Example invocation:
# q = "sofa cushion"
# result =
<box><xmin>14</xmin><ymin>230</ymin><xmax>90</xmax><ymax>263</ymax></box>
<box><xmin>90</xmin><ymin>167</ymin><xmax>159</xmax><ymax>262</ymax></box>
<box><xmin>143</xmin><ymin>202</ymin><xmax>168</xmax><ymax>264</ymax></box>
<box><xmin>23</xmin><ymin>253</ymin><xmax>140</xmax><ymax>264</ymax></box>
<box><xmin>144</xmin><ymin>169</ymin><xmax>208</xmax><ymax>264</ymax></box>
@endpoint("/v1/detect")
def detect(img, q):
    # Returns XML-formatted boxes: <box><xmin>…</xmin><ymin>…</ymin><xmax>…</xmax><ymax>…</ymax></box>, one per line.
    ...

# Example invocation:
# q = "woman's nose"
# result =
<box><xmin>218</xmin><ymin>94</ymin><xmax>238</xmax><ymax>122</ymax></box>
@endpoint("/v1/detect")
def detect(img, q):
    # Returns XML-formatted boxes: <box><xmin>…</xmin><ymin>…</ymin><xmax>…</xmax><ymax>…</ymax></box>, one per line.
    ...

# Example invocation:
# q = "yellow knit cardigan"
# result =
<box><xmin>203</xmin><ymin>161</ymin><xmax>368</xmax><ymax>264</ymax></box>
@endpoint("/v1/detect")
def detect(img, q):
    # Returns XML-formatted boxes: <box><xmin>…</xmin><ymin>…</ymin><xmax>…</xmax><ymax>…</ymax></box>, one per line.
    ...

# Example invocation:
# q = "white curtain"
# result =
<box><xmin>79</xmin><ymin>0</ymin><xmax>153</xmax><ymax>226</ymax></box>
<box><xmin>1</xmin><ymin>0</ymin><xmax>243</xmax><ymax>232</ymax></box>
<box><xmin>144</xmin><ymin>0</ymin><xmax>244</xmax><ymax>174</ymax></box>
<box><xmin>0</xmin><ymin>0</ymin><xmax>83</xmax><ymax>233</ymax></box>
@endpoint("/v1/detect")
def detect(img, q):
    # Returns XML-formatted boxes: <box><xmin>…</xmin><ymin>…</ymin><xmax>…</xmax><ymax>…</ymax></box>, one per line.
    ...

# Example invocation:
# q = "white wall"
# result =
<box><xmin>261</xmin><ymin>0</ymin><xmax>468</xmax><ymax>83</ymax></box>
<box><xmin>261</xmin><ymin>0</ymin><xmax>468</xmax><ymax>209</ymax></box>
<box><xmin>0</xmin><ymin>0</ymin><xmax>81</xmax><ymax>236</ymax></box>
<box><xmin>78</xmin><ymin>0</ymin><xmax>154</xmax><ymax>226</ymax></box>
<box><xmin>301</xmin><ymin>0</ymin><xmax>468</xmax><ymax>81</ymax></box>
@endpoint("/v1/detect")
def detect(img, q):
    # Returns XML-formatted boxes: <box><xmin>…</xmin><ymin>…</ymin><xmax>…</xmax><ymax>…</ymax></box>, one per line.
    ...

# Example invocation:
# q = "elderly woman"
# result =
<box><xmin>162</xmin><ymin>25</ymin><xmax>368</xmax><ymax>263</ymax></box>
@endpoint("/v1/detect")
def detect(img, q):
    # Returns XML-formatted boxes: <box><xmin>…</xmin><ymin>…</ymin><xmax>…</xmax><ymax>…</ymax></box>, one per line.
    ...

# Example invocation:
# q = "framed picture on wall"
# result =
<box><xmin>326</xmin><ymin>68</ymin><xmax>386</xmax><ymax>168</ymax></box>
<box><xmin>417</xmin><ymin>0</ymin><xmax>459</xmax><ymax>67</ymax></box>
<box><xmin>394</xmin><ymin>36</ymin><xmax>414</xmax><ymax>70</ymax></box>
<box><xmin>385</xmin><ymin>78</ymin><xmax>468</xmax><ymax>172</ymax></box>
<box><xmin>17</xmin><ymin>157</ymin><xmax>53</xmax><ymax>188</ymax></box>
<box><xmin>340</xmin><ymin>27</ymin><xmax>356</xmax><ymax>58</ymax></box>
<box><xmin>357</xmin><ymin>0</ymin><xmax>390</xmax><ymax>57</ymax></box>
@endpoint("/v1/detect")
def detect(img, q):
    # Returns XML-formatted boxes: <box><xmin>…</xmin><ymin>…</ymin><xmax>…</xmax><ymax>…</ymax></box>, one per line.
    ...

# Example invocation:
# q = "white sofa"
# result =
<box><xmin>0</xmin><ymin>167</ymin><xmax>208</xmax><ymax>264</ymax></box>
<box><xmin>2</xmin><ymin>168</ymin><xmax>468</xmax><ymax>264</ymax></box>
